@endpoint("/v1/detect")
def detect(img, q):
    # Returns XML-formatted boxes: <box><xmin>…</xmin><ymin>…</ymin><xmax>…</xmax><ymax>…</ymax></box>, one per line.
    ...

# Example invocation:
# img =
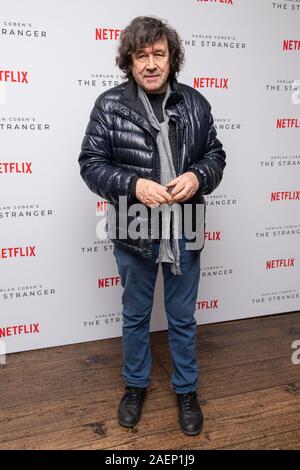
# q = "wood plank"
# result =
<box><xmin>0</xmin><ymin>311</ymin><xmax>299</xmax><ymax>449</ymax></box>
<box><xmin>218</xmin><ymin>428</ymin><xmax>300</xmax><ymax>450</ymax></box>
<box><xmin>0</xmin><ymin>375</ymin><xmax>299</xmax><ymax>449</ymax></box>
<box><xmin>4</xmin><ymin>336</ymin><xmax>128</xmax><ymax>369</ymax></box>
<box><xmin>1</xmin><ymin>381</ymin><xmax>298</xmax><ymax>450</ymax></box>
<box><xmin>1</xmin><ymin>327</ymin><xmax>298</xmax><ymax>409</ymax></box>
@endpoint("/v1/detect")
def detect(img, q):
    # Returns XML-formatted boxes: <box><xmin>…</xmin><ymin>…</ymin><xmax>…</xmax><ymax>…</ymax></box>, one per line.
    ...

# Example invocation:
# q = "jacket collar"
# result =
<box><xmin>113</xmin><ymin>75</ymin><xmax>185</xmax><ymax>140</ymax></box>
<box><xmin>118</xmin><ymin>74</ymin><xmax>184</xmax><ymax>119</ymax></box>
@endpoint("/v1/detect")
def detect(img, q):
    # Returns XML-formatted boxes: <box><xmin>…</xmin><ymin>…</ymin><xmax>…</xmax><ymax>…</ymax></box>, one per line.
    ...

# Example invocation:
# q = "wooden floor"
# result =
<box><xmin>0</xmin><ymin>311</ymin><xmax>300</xmax><ymax>450</ymax></box>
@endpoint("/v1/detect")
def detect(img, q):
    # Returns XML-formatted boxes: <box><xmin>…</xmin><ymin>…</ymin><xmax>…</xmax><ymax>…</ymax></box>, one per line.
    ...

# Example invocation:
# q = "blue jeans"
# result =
<box><xmin>113</xmin><ymin>236</ymin><xmax>201</xmax><ymax>394</ymax></box>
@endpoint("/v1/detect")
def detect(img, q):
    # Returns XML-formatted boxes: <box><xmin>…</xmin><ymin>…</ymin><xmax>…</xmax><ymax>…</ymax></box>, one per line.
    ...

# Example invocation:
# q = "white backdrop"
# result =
<box><xmin>0</xmin><ymin>0</ymin><xmax>299</xmax><ymax>354</ymax></box>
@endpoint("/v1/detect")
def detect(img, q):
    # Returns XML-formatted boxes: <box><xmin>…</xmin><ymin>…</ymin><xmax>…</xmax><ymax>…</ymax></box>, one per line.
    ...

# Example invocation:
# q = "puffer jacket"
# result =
<box><xmin>78</xmin><ymin>75</ymin><xmax>226</xmax><ymax>258</ymax></box>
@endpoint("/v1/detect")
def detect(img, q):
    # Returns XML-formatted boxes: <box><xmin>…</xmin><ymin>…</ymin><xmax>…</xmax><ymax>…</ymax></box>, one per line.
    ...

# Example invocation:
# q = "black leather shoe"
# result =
<box><xmin>177</xmin><ymin>391</ymin><xmax>204</xmax><ymax>435</ymax></box>
<box><xmin>118</xmin><ymin>386</ymin><xmax>147</xmax><ymax>428</ymax></box>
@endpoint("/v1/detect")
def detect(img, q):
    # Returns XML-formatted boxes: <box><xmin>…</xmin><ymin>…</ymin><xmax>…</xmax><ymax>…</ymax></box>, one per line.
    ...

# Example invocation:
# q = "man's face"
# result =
<box><xmin>131</xmin><ymin>36</ymin><xmax>170</xmax><ymax>94</ymax></box>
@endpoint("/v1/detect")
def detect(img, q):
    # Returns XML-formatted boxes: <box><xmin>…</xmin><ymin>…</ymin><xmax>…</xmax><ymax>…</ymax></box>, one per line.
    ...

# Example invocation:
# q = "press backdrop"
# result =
<box><xmin>1</xmin><ymin>0</ymin><xmax>299</xmax><ymax>353</ymax></box>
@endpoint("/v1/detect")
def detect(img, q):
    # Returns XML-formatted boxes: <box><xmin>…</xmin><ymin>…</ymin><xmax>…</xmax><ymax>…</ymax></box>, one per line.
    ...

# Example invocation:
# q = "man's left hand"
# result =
<box><xmin>166</xmin><ymin>172</ymin><xmax>200</xmax><ymax>203</ymax></box>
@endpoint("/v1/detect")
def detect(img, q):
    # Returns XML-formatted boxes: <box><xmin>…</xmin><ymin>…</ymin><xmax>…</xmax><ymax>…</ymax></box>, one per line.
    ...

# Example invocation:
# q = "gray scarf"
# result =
<box><xmin>138</xmin><ymin>82</ymin><xmax>182</xmax><ymax>275</ymax></box>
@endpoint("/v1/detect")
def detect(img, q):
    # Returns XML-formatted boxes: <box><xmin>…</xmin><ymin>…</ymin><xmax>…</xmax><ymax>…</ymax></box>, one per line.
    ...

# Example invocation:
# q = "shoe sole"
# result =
<box><xmin>118</xmin><ymin>392</ymin><xmax>147</xmax><ymax>428</ymax></box>
<box><xmin>180</xmin><ymin>421</ymin><xmax>203</xmax><ymax>436</ymax></box>
<box><xmin>118</xmin><ymin>416</ymin><xmax>141</xmax><ymax>428</ymax></box>
<box><xmin>181</xmin><ymin>427</ymin><xmax>202</xmax><ymax>436</ymax></box>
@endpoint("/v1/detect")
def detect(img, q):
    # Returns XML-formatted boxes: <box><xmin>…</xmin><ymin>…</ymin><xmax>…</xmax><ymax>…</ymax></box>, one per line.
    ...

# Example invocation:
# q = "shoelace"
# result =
<box><xmin>123</xmin><ymin>387</ymin><xmax>144</xmax><ymax>405</ymax></box>
<box><xmin>181</xmin><ymin>392</ymin><xmax>198</xmax><ymax>412</ymax></box>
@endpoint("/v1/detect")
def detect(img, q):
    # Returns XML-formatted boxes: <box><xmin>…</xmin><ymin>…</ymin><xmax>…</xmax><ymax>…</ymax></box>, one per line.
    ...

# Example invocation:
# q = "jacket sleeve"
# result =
<box><xmin>189</xmin><ymin>106</ymin><xmax>226</xmax><ymax>195</ymax></box>
<box><xmin>78</xmin><ymin>98</ymin><xmax>139</xmax><ymax>205</ymax></box>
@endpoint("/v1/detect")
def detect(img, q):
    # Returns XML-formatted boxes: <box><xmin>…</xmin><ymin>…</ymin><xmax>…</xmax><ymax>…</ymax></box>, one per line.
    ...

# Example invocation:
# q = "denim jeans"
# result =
<box><xmin>113</xmin><ymin>236</ymin><xmax>201</xmax><ymax>394</ymax></box>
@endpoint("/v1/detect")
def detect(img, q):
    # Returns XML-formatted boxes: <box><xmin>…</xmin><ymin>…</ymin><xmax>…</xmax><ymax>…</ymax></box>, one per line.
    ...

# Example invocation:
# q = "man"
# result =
<box><xmin>78</xmin><ymin>16</ymin><xmax>226</xmax><ymax>436</ymax></box>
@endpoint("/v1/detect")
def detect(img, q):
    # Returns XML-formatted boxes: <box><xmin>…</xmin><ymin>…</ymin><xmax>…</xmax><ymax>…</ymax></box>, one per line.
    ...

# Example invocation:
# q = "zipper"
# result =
<box><xmin>177</xmin><ymin>124</ymin><xmax>184</xmax><ymax>175</ymax></box>
<box><xmin>114</xmin><ymin>103</ymin><xmax>157</xmax><ymax>141</ymax></box>
<box><xmin>169</xmin><ymin>115</ymin><xmax>184</xmax><ymax>176</ymax></box>
<box><xmin>153</xmin><ymin>141</ymin><xmax>160</xmax><ymax>183</ymax></box>
<box><xmin>114</xmin><ymin>103</ymin><xmax>161</xmax><ymax>184</ymax></box>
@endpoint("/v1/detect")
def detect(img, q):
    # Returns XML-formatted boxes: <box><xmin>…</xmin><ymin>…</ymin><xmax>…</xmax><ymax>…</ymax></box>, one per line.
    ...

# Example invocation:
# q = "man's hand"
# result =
<box><xmin>166</xmin><ymin>172</ymin><xmax>200</xmax><ymax>203</ymax></box>
<box><xmin>136</xmin><ymin>178</ymin><xmax>173</xmax><ymax>208</ymax></box>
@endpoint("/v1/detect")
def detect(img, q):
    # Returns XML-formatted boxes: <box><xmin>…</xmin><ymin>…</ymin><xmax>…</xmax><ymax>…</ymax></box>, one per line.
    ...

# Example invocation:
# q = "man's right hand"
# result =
<box><xmin>135</xmin><ymin>178</ymin><xmax>173</xmax><ymax>208</ymax></box>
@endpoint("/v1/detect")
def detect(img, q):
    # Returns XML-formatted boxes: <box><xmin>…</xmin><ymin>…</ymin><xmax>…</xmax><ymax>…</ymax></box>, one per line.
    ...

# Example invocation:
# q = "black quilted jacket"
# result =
<box><xmin>78</xmin><ymin>76</ymin><xmax>226</xmax><ymax>258</ymax></box>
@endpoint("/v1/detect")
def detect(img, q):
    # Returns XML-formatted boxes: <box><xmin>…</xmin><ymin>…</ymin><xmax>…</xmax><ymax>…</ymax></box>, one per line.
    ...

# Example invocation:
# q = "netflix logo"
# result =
<box><xmin>195</xmin><ymin>299</ymin><xmax>219</xmax><ymax>310</ymax></box>
<box><xmin>205</xmin><ymin>231</ymin><xmax>221</xmax><ymax>241</ymax></box>
<box><xmin>98</xmin><ymin>276</ymin><xmax>120</xmax><ymax>288</ymax></box>
<box><xmin>0</xmin><ymin>323</ymin><xmax>39</xmax><ymax>338</ymax></box>
<box><xmin>266</xmin><ymin>258</ymin><xmax>295</xmax><ymax>269</ymax></box>
<box><xmin>194</xmin><ymin>77</ymin><xmax>229</xmax><ymax>89</ymax></box>
<box><xmin>0</xmin><ymin>246</ymin><xmax>36</xmax><ymax>260</ymax></box>
<box><xmin>197</xmin><ymin>0</ymin><xmax>233</xmax><ymax>4</ymax></box>
<box><xmin>0</xmin><ymin>162</ymin><xmax>32</xmax><ymax>174</ymax></box>
<box><xmin>282</xmin><ymin>40</ymin><xmax>300</xmax><ymax>51</ymax></box>
<box><xmin>0</xmin><ymin>70</ymin><xmax>28</xmax><ymax>83</ymax></box>
<box><xmin>95</xmin><ymin>28</ymin><xmax>122</xmax><ymax>41</ymax></box>
<box><xmin>276</xmin><ymin>118</ymin><xmax>300</xmax><ymax>128</ymax></box>
<box><xmin>96</xmin><ymin>200</ymin><xmax>108</xmax><ymax>213</ymax></box>
<box><xmin>271</xmin><ymin>191</ymin><xmax>300</xmax><ymax>201</ymax></box>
